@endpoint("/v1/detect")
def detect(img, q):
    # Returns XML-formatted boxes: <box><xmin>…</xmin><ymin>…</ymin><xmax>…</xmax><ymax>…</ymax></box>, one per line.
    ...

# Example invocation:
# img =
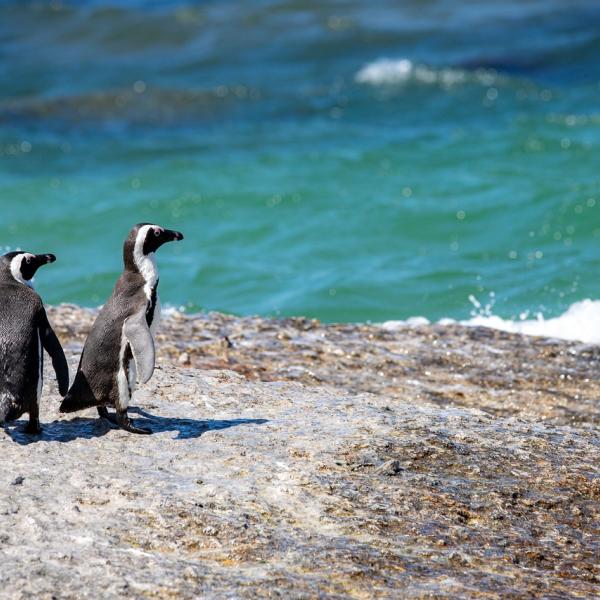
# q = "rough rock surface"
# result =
<box><xmin>1</xmin><ymin>305</ymin><xmax>599</xmax><ymax>598</ymax></box>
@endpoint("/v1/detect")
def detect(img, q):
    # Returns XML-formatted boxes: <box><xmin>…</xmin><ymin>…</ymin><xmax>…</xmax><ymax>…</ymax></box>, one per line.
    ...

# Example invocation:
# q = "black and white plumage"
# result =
<box><xmin>60</xmin><ymin>223</ymin><xmax>184</xmax><ymax>434</ymax></box>
<box><xmin>0</xmin><ymin>252</ymin><xmax>69</xmax><ymax>434</ymax></box>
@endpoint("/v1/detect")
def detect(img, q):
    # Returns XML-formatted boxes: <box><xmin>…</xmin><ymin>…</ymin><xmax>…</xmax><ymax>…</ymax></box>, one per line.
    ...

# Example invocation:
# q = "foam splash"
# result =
<box><xmin>382</xmin><ymin>299</ymin><xmax>600</xmax><ymax>344</ymax></box>
<box><xmin>355</xmin><ymin>58</ymin><xmax>497</xmax><ymax>87</ymax></box>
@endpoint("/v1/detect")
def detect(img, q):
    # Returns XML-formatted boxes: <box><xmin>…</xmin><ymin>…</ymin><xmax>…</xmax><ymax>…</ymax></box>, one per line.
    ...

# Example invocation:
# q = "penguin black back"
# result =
<box><xmin>0</xmin><ymin>252</ymin><xmax>69</xmax><ymax>433</ymax></box>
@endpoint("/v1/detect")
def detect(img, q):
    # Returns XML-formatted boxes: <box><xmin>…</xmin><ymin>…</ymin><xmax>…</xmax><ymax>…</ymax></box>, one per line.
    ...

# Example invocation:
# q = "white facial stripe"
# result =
<box><xmin>134</xmin><ymin>225</ymin><xmax>153</xmax><ymax>258</ymax></box>
<box><xmin>133</xmin><ymin>225</ymin><xmax>158</xmax><ymax>300</ymax></box>
<box><xmin>10</xmin><ymin>253</ymin><xmax>35</xmax><ymax>288</ymax></box>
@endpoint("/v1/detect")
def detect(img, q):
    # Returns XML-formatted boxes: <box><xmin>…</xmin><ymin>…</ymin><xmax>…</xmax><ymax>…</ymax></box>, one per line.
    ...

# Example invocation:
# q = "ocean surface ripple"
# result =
<box><xmin>1</xmin><ymin>0</ymin><xmax>600</xmax><ymax>324</ymax></box>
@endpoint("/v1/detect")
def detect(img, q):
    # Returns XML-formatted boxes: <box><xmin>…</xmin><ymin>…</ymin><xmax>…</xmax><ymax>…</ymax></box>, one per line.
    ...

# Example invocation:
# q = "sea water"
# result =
<box><xmin>1</xmin><ymin>0</ymin><xmax>600</xmax><ymax>339</ymax></box>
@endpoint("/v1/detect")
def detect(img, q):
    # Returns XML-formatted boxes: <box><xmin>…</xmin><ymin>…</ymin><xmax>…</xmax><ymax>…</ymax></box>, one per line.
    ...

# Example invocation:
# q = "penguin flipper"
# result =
<box><xmin>59</xmin><ymin>370</ymin><xmax>97</xmax><ymax>413</ymax></box>
<box><xmin>123</xmin><ymin>310</ymin><xmax>155</xmax><ymax>384</ymax></box>
<box><xmin>39</xmin><ymin>309</ymin><xmax>69</xmax><ymax>396</ymax></box>
<box><xmin>59</xmin><ymin>394</ymin><xmax>80</xmax><ymax>413</ymax></box>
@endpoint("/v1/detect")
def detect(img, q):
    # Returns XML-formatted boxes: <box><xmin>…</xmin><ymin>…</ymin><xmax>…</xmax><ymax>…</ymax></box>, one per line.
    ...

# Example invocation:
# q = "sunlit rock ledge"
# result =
<box><xmin>1</xmin><ymin>304</ymin><xmax>598</xmax><ymax>598</ymax></box>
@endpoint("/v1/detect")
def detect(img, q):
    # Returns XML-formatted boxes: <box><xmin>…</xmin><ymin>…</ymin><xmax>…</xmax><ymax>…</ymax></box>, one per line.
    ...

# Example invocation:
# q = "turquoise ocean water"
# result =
<box><xmin>1</xmin><ymin>0</ymin><xmax>600</xmax><ymax>323</ymax></box>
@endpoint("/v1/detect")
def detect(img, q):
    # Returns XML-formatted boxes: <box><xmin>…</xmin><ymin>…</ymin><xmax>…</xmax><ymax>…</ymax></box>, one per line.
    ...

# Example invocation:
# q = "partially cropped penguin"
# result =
<box><xmin>60</xmin><ymin>223</ymin><xmax>184</xmax><ymax>434</ymax></box>
<box><xmin>0</xmin><ymin>251</ymin><xmax>69</xmax><ymax>434</ymax></box>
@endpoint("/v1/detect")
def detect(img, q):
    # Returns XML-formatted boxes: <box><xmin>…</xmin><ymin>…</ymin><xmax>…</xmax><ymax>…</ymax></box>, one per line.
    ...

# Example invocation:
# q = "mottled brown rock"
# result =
<box><xmin>0</xmin><ymin>305</ymin><xmax>598</xmax><ymax>598</ymax></box>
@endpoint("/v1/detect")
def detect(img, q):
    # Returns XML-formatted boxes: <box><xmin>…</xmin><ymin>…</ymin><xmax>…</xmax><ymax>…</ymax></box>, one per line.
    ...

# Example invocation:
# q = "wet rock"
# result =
<box><xmin>0</xmin><ymin>305</ymin><xmax>598</xmax><ymax>598</ymax></box>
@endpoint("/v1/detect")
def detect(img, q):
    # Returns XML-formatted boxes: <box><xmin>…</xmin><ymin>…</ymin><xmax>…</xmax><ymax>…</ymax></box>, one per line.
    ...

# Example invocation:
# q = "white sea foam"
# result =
<box><xmin>381</xmin><ymin>299</ymin><xmax>600</xmax><ymax>344</ymax></box>
<box><xmin>162</xmin><ymin>305</ymin><xmax>187</xmax><ymax>318</ymax></box>
<box><xmin>355</xmin><ymin>58</ymin><xmax>497</xmax><ymax>87</ymax></box>
<box><xmin>355</xmin><ymin>58</ymin><xmax>415</xmax><ymax>84</ymax></box>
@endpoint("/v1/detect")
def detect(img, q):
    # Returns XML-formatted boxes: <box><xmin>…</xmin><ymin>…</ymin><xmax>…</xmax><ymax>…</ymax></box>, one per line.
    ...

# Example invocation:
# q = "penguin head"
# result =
<box><xmin>123</xmin><ymin>223</ymin><xmax>184</xmax><ymax>272</ymax></box>
<box><xmin>2</xmin><ymin>251</ymin><xmax>56</xmax><ymax>288</ymax></box>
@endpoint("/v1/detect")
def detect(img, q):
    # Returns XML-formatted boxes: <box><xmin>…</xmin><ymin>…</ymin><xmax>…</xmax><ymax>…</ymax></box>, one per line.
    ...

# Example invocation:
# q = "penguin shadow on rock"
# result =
<box><xmin>4</xmin><ymin>404</ymin><xmax>268</xmax><ymax>445</ymax></box>
<box><xmin>129</xmin><ymin>407</ymin><xmax>268</xmax><ymax>440</ymax></box>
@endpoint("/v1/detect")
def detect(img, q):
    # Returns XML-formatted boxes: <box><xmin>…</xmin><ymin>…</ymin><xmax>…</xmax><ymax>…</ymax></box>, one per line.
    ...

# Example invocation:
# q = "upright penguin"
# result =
<box><xmin>0</xmin><ymin>252</ymin><xmax>69</xmax><ymax>434</ymax></box>
<box><xmin>60</xmin><ymin>223</ymin><xmax>184</xmax><ymax>434</ymax></box>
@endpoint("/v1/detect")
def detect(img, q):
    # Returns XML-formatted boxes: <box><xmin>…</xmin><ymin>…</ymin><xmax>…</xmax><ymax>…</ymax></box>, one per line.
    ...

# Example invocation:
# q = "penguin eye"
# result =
<box><xmin>153</xmin><ymin>229</ymin><xmax>161</xmax><ymax>237</ymax></box>
<box><xmin>25</xmin><ymin>257</ymin><xmax>31</xmax><ymax>264</ymax></box>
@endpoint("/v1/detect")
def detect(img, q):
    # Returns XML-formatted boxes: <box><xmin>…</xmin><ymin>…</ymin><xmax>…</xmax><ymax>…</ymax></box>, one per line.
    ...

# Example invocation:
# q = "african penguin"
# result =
<box><xmin>0</xmin><ymin>252</ymin><xmax>69</xmax><ymax>434</ymax></box>
<box><xmin>60</xmin><ymin>223</ymin><xmax>184</xmax><ymax>434</ymax></box>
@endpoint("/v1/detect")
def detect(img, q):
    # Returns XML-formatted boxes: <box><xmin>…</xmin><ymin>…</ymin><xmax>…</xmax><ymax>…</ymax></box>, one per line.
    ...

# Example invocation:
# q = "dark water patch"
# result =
<box><xmin>0</xmin><ymin>86</ymin><xmax>245</xmax><ymax>126</ymax></box>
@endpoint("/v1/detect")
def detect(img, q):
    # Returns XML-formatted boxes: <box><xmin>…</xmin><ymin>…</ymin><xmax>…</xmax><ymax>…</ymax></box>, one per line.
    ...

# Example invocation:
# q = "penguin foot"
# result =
<box><xmin>97</xmin><ymin>406</ymin><xmax>118</xmax><ymax>425</ymax></box>
<box><xmin>25</xmin><ymin>420</ymin><xmax>42</xmax><ymax>435</ymax></box>
<box><xmin>116</xmin><ymin>409</ymin><xmax>151</xmax><ymax>435</ymax></box>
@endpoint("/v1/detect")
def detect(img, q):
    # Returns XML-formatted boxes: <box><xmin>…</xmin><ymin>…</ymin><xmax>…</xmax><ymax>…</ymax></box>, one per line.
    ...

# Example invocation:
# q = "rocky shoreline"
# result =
<box><xmin>1</xmin><ymin>305</ymin><xmax>599</xmax><ymax>598</ymax></box>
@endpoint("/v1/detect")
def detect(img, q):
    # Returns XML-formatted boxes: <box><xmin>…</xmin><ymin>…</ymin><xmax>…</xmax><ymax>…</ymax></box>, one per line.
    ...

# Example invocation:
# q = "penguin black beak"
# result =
<box><xmin>34</xmin><ymin>254</ymin><xmax>56</xmax><ymax>266</ymax></box>
<box><xmin>167</xmin><ymin>230</ymin><xmax>184</xmax><ymax>242</ymax></box>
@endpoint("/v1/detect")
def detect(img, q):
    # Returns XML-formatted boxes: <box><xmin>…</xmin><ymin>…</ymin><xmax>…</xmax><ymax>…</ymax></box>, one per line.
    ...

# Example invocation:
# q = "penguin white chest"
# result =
<box><xmin>138</xmin><ymin>251</ymin><xmax>160</xmax><ymax>337</ymax></box>
<box><xmin>118</xmin><ymin>294</ymin><xmax>160</xmax><ymax>411</ymax></box>
<box><xmin>36</xmin><ymin>331</ymin><xmax>43</xmax><ymax>403</ymax></box>
<box><xmin>117</xmin><ymin>336</ymin><xmax>133</xmax><ymax>411</ymax></box>
<box><xmin>133</xmin><ymin>231</ymin><xmax>158</xmax><ymax>301</ymax></box>
<box><xmin>138</xmin><ymin>255</ymin><xmax>157</xmax><ymax>301</ymax></box>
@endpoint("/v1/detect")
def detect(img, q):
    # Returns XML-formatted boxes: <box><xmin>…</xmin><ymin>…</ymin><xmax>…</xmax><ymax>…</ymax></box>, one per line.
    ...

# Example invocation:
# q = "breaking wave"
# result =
<box><xmin>355</xmin><ymin>58</ymin><xmax>500</xmax><ymax>87</ymax></box>
<box><xmin>382</xmin><ymin>299</ymin><xmax>600</xmax><ymax>344</ymax></box>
